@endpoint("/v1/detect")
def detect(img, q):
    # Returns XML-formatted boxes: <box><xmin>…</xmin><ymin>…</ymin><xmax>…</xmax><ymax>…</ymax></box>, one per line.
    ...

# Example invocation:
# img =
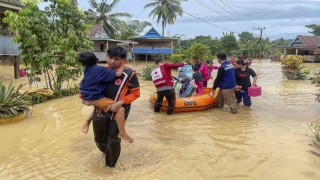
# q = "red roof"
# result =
<box><xmin>297</xmin><ymin>35</ymin><xmax>320</xmax><ymax>47</ymax></box>
<box><xmin>89</xmin><ymin>24</ymin><xmax>103</xmax><ymax>37</ymax></box>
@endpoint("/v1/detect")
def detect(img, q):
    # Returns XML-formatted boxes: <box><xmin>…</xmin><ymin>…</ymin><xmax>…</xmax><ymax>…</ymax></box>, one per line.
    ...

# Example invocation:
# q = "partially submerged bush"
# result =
<box><xmin>0</xmin><ymin>81</ymin><xmax>31</xmax><ymax>118</ymax></box>
<box><xmin>281</xmin><ymin>55</ymin><xmax>310</xmax><ymax>80</ymax></box>
<box><xmin>310</xmin><ymin>122</ymin><xmax>320</xmax><ymax>150</ymax></box>
<box><xmin>169</xmin><ymin>54</ymin><xmax>184</xmax><ymax>63</ymax></box>
<box><xmin>140</xmin><ymin>65</ymin><xmax>155</xmax><ymax>80</ymax></box>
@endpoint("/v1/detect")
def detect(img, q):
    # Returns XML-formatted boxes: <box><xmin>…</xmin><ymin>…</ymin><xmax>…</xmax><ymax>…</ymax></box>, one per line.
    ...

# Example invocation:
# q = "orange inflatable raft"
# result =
<box><xmin>149</xmin><ymin>88</ymin><xmax>219</xmax><ymax>112</ymax></box>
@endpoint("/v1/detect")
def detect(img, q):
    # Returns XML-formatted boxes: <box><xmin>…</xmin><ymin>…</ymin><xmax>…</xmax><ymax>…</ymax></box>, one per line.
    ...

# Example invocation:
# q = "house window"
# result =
<box><xmin>100</xmin><ymin>44</ymin><xmax>104</xmax><ymax>51</ymax></box>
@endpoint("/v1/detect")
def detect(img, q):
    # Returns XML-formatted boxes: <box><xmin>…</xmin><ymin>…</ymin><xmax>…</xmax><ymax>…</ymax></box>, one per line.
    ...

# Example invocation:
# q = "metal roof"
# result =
<box><xmin>290</xmin><ymin>35</ymin><xmax>320</xmax><ymax>47</ymax></box>
<box><xmin>132</xmin><ymin>47</ymin><xmax>173</xmax><ymax>54</ymax></box>
<box><xmin>133</xmin><ymin>28</ymin><xmax>177</xmax><ymax>40</ymax></box>
<box><xmin>0</xmin><ymin>36</ymin><xmax>19</xmax><ymax>55</ymax></box>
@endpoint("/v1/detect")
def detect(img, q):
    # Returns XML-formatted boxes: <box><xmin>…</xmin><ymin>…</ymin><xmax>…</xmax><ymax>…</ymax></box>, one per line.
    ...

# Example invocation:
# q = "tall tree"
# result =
<box><xmin>116</xmin><ymin>20</ymin><xmax>151</xmax><ymax>40</ymax></box>
<box><xmin>238</xmin><ymin>31</ymin><xmax>254</xmax><ymax>43</ymax></box>
<box><xmin>219</xmin><ymin>34</ymin><xmax>239</xmax><ymax>55</ymax></box>
<box><xmin>144</xmin><ymin>0</ymin><xmax>186</xmax><ymax>36</ymax></box>
<box><xmin>4</xmin><ymin>0</ymin><xmax>92</xmax><ymax>91</ymax></box>
<box><xmin>305</xmin><ymin>24</ymin><xmax>320</xmax><ymax>36</ymax></box>
<box><xmin>87</xmin><ymin>0</ymin><xmax>131</xmax><ymax>38</ymax></box>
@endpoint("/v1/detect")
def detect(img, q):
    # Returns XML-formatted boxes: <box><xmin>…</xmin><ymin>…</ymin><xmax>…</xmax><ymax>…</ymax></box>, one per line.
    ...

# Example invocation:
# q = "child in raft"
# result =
<box><xmin>192</xmin><ymin>66</ymin><xmax>204</xmax><ymax>95</ymax></box>
<box><xmin>78</xmin><ymin>51</ymin><xmax>133</xmax><ymax>143</ymax></box>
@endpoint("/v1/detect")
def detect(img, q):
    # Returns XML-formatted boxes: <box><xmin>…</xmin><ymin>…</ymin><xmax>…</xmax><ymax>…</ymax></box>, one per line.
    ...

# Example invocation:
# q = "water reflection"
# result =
<box><xmin>0</xmin><ymin>60</ymin><xmax>320</xmax><ymax>179</ymax></box>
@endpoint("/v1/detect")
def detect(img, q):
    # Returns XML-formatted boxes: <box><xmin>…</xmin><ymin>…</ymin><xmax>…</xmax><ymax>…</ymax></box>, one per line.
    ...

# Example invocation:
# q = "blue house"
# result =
<box><xmin>132</xmin><ymin>28</ymin><xmax>177</xmax><ymax>61</ymax></box>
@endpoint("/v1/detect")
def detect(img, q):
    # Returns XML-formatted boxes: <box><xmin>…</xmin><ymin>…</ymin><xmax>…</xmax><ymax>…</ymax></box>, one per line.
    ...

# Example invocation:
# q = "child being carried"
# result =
<box><xmin>78</xmin><ymin>51</ymin><xmax>133</xmax><ymax>143</ymax></box>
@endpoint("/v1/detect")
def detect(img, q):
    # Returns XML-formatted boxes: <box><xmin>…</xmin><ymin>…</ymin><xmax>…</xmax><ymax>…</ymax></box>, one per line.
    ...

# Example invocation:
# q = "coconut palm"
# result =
<box><xmin>87</xmin><ymin>0</ymin><xmax>131</xmax><ymax>38</ymax></box>
<box><xmin>144</xmin><ymin>0</ymin><xmax>186</xmax><ymax>36</ymax></box>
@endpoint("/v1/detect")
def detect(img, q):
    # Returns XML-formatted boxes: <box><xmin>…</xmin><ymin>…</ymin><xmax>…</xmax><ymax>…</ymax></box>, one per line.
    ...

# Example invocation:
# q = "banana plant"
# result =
<box><xmin>0</xmin><ymin>81</ymin><xmax>31</xmax><ymax>118</ymax></box>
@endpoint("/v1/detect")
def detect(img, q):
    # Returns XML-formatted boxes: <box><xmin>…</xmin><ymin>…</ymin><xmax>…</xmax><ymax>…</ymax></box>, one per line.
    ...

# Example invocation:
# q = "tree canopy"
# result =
<box><xmin>87</xmin><ymin>0</ymin><xmax>131</xmax><ymax>38</ymax></box>
<box><xmin>3</xmin><ymin>0</ymin><xmax>92</xmax><ymax>92</ymax></box>
<box><xmin>144</xmin><ymin>0</ymin><xmax>186</xmax><ymax>36</ymax></box>
<box><xmin>305</xmin><ymin>24</ymin><xmax>320</xmax><ymax>36</ymax></box>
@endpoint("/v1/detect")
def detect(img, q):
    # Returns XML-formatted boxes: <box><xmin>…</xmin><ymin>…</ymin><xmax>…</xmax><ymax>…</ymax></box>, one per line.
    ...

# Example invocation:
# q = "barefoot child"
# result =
<box><xmin>78</xmin><ymin>51</ymin><xmax>133</xmax><ymax>143</ymax></box>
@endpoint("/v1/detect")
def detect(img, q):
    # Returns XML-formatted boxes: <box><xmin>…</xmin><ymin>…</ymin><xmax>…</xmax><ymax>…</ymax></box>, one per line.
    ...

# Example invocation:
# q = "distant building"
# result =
<box><xmin>285</xmin><ymin>35</ymin><xmax>320</xmax><ymax>62</ymax></box>
<box><xmin>0</xmin><ymin>1</ymin><xmax>23</xmax><ymax>78</ymax></box>
<box><xmin>89</xmin><ymin>24</ymin><xmax>136</xmax><ymax>62</ymax></box>
<box><xmin>131</xmin><ymin>28</ymin><xmax>177</xmax><ymax>61</ymax></box>
<box><xmin>0</xmin><ymin>0</ymin><xmax>23</xmax><ymax>35</ymax></box>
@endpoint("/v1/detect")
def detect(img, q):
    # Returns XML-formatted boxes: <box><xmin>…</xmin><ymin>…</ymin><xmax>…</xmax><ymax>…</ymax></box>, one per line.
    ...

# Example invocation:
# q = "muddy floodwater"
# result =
<box><xmin>1</xmin><ymin>60</ymin><xmax>320</xmax><ymax>180</ymax></box>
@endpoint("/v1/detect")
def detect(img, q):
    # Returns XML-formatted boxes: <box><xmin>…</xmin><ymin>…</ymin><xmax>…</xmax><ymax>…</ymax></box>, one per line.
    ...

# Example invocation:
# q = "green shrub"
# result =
<box><xmin>140</xmin><ymin>65</ymin><xmax>155</xmax><ymax>80</ymax></box>
<box><xmin>29</xmin><ymin>93</ymin><xmax>48</xmax><ymax>104</ymax></box>
<box><xmin>281</xmin><ymin>55</ymin><xmax>310</xmax><ymax>80</ymax></box>
<box><xmin>0</xmin><ymin>81</ymin><xmax>31</xmax><ymax>118</ymax></box>
<box><xmin>310</xmin><ymin>122</ymin><xmax>320</xmax><ymax>150</ymax></box>
<box><xmin>53</xmin><ymin>84</ymin><xmax>79</xmax><ymax>98</ymax></box>
<box><xmin>169</xmin><ymin>54</ymin><xmax>184</xmax><ymax>63</ymax></box>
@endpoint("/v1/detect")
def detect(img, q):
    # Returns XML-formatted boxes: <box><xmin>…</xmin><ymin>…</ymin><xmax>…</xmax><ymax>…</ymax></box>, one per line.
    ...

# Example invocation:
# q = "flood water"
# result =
<box><xmin>1</xmin><ymin>60</ymin><xmax>320</xmax><ymax>180</ymax></box>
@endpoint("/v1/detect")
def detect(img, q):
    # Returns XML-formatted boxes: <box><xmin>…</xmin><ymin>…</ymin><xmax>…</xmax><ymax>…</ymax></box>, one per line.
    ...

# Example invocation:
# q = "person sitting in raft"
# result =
<box><xmin>174</xmin><ymin>78</ymin><xmax>196</xmax><ymax>98</ymax></box>
<box><xmin>192</xmin><ymin>66</ymin><xmax>204</xmax><ymax>95</ymax></box>
<box><xmin>78</xmin><ymin>51</ymin><xmax>133</xmax><ymax>143</ymax></box>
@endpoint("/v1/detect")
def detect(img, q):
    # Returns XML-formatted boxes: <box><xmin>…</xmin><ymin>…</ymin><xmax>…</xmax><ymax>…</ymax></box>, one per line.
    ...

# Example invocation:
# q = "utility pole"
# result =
<box><xmin>254</xmin><ymin>27</ymin><xmax>265</xmax><ymax>60</ymax></box>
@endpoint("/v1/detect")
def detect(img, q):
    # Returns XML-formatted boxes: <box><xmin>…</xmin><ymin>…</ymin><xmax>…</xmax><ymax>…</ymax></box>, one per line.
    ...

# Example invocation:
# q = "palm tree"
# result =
<box><xmin>144</xmin><ymin>0</ymin><xmax>186</xmax><ymax>36</ymax></box>
<box><xmin>88</xmin><ymin>0</ymin><xmax>131</xmax><ymax>38</ymax></box>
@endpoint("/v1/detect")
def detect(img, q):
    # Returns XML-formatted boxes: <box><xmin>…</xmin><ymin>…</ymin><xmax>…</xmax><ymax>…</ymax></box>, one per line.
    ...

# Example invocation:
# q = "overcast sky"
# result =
<box><xmin>76</xmin><ymin>0</ymin><xmax>320</xmax><ymax>40</ymax></box>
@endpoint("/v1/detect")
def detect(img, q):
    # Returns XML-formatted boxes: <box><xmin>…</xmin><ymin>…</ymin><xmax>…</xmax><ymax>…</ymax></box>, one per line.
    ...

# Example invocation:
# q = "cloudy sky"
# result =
<box><xmin>77</xmin><ymin>0</ymin><xmax>320</xmax><ymax>40</ymax></box>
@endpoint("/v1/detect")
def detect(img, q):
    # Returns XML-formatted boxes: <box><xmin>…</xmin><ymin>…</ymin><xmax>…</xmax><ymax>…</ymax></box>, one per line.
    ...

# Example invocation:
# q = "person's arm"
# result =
<box><xmin>249</xmin><ymin>68</ymin><xmax>257</xmax><ymax>86</ymax></box>
<box><xmin>212</xmin><ymin>65</ymin><xmax>219</xmax><ymax>70</ymax></box>
<box><xmin>122</xmin><ymin>87</ymin><xmax>140</xmax><ymax>105</ymax></box>
<box><xmin>252</xmin><ymin>76</ymin><xmax>257</xmax><ymax>86</ymax></box>
<box><xmin>164</xmin><ymin>62</ymin><xmax>184</xmax><ymax>69</ymax></box>
<box><xmin>212</xmin><ymin>67</ymin><xmax>225</xmax><ymax>90</ymax></box>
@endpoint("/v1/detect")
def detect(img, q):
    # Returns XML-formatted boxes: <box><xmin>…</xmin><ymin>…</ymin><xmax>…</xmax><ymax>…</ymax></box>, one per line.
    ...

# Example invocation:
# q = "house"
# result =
<box><xmin>285</xmin><ymin>35</ymin><xmax>320</xmax><ymax>62</ymax></box>
<box><xmin>0</xmin><ymin>1</ymin><xmax>23</xmax><ymax>79</ymax></box>
<box><xmin>131</xmin><ymin>28</ymin><xmax>177</xmax><ymax>61</ymax></box>
<box><xmin>89</xmin><ymin>24</ymin><xmax>136</xmax><ymax>62</ymax></box>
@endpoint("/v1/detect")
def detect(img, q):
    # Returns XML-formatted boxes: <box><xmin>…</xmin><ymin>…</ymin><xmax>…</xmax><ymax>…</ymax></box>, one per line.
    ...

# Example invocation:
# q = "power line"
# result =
<box><xmin>134</xmin><ymin>8</ymin><xmax>145</xmax><ymax>19</ymax></box>
<box><xmin>194</xmin><ymin>0</ymin><xmax>254</xmax><ymax>29</ymax></box>
<box><xmin>208</xmin><ymin>0</ymin><xmax>256</xmax><ymax>28</ymax></box>
<box><xmin>181</xmin><ymin>10</ymin><xmax>237</xmax><ymax>34</ymax></box>
<box><xmin>217</xmin><ymin>0</ymin><xmax>262</xmax><ymax>28</ymax></box>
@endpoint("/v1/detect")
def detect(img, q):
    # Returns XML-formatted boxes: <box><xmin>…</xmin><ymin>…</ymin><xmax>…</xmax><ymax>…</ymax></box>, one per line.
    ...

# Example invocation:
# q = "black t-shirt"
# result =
<box><xmin>235</xmin><ymin>68</ymin><xmax>256</xmax><ymax>91</ymax></box>
<box><xmin>193</xmin><ymin>71</ymin><xmax>203</xmax><ymax>83</ymax></box>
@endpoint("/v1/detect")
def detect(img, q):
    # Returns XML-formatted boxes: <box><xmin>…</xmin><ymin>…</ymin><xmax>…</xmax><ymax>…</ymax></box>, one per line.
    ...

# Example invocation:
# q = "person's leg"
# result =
<box><xmin>164</xmin><ymin>89</ymin><xmax>176</xmax><ymax>115</ymax></box>
<box><xmin>82</xmin><ymin>110</ymin><xmax>94</xmax><ymax>134</ymax></box>
<box><xmin>154</xmin><ymin>90</ymin><xmax>165</xmax><ymax>112</ymax></box>
<box><xmin>195</xmin><ymin>82</ymin><xmax>200</xmax><ymax>95</ymax></box>
<box><xmin>223</xmin><ymin>89</ymin><xmax>238</xmax><ymax>114</ymax></box>
<box><xmin>92</xmin><ymin>111</ymin><xmax>109</xmax><ymax>154</ymax></box>
<box><xmin>114</xmin><ymin>107</ymin><xmax>133</xmax><ymax>143</ymax></box>
<box><xmin>106</xmin><ymin>116</ymin><xmax>121</xmax><ymax>167</ymax></box>
<box><xmin>235</xmin><ymin>91</ymin><xmax>243</xmax><ymax>104</ymax></box>
<box><xmin>203</xmin><ymin>81</ymin><xmax>208</xmax><ymax>87</ymax></box>
<box><xmin>242</xmin><ymin>91</ymin><xmax>252</xmax><ymax>107</ymax></box>
<box><xmin>198</xmin><ymin>82</ymin><xmax>203</xmax><ymax>95</ymax></box>
<box><xmin>216</xmin><ymin>89</ymin><xmax>224</xmax><ymax>108</ymax></box>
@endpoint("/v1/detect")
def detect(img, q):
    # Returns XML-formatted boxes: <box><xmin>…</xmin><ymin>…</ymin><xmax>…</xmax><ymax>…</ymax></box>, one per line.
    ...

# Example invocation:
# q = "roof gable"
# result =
<box><xmin>143</xmin><ymin>28</ymin><xmax>162</xmax><ymax>38</ymax></box>
<box><xmin>290</xmin><ymin>35</ymin><xmax>320</xmax><ymax>47</ymax></box>
<box><xmin>89</xmin><ymin>24</ymin><xmax>110</xmax><ymax>38</ymax></box>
